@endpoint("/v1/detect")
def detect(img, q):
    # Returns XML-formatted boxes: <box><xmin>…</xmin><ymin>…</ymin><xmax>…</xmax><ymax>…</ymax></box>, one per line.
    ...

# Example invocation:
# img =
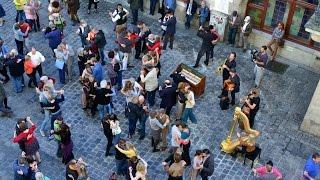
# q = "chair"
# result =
<box><xmin>243</xmin><ymin>146</ymin><xmax>261</xmax><ymax>168</ymax></box>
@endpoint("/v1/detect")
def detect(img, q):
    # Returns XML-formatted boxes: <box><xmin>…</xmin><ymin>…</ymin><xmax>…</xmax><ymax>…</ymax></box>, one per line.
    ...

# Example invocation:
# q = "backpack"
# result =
<box><xmin>53</xmin><ymin>14</ymin><xmax>66</xmax><ymax>29</ymax></box>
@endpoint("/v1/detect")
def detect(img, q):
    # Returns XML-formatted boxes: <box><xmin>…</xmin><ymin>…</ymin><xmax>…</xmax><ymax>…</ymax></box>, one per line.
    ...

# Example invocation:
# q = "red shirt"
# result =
<box><xmin>128</xmin><ymin>33</ymin><xmax>139</xmax><ymax>47</ymax></box>
<box><xmin>147</xmin><ymin>40</ymin><xmax>162</xmax><ymax>55</ymax></box>
<box><xmin>20</xmin><ymin>23</ymin><xmax>30</xmax><ymax>38</ymax></box>
<box><xmin>13</xmin><ymin>125</ymin><xmax>37</xmax><ymax>145</ymax></box>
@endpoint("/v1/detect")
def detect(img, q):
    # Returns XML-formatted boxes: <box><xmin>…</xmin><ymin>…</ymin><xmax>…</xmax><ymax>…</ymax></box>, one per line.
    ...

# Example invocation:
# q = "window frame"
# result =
<box><xmin>246</xmin><ymin>0</ymin><xmax>319</xmax><ymax>50</ymax></box>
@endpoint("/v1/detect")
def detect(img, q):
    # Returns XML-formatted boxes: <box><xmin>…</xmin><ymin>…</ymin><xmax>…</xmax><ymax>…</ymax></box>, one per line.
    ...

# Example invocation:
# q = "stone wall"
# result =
<box><xmin>248</xmin><ymin>29</ymin><xmax>320</xmax><ymax>71</ymax></box>
<box><xmin>301</xmin><ymin>80</ymin><xmax>320</xmax><ymax>136</ymax></box>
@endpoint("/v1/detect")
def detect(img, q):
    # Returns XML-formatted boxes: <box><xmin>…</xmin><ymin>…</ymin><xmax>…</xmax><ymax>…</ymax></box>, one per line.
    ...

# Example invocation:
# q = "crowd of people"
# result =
<box><xmin>0</xmin><ymin>0</ymin><xmax>318</xmax><ymax>179</ymax></box>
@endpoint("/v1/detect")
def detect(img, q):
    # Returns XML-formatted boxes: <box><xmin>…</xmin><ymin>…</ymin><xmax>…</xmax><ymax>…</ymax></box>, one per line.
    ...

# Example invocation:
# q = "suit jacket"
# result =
<box><xmin>197</xmin><ymin>30</ymin><xmax>214</xmax><ymax>51</ymax></box>
<box><xmin>161</xmin><ymin>16</ymin><xmax>177</xmax><ymax>35</ymax></box>
<box><xmin>159</xmin><ymin>86</ymin><xmax>177</xmax><ymax>107</ymax></box>
<box><xmin>201</xmin><ymin>155</ymin><xmax>214</xmax><ymax>176</ymax></box>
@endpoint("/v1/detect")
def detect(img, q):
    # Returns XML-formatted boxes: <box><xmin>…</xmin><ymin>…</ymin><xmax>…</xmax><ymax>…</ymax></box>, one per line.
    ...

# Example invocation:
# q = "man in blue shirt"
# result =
<box><xmin>303</xmin><ymin>153</ymin><xmax>320</xmax><ymax>180</ymax></box>
<box><xmin>92</xmin><ymin>58</ymin><xmax>104</xmax><ymax>85</ymax></box>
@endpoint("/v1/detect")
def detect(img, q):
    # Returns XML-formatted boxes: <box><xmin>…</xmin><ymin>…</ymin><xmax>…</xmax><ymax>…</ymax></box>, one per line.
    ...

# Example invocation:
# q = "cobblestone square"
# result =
<box><xmin>0</xmin><ymin>0</ymin><xmax>320</xmax><ymax>179</ymax></box>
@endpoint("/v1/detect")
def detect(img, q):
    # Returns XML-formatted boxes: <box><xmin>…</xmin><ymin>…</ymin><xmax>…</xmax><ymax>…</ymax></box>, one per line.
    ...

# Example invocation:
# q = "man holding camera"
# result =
<box><xmin>253</xmin><ymin>46</ymin><xmax>268</xmax><ymax>88</ymax></box>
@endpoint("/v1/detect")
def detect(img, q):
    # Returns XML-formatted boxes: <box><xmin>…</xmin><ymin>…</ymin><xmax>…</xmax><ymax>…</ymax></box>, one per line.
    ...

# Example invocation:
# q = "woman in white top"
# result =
<box><xmin>109</xmin><ymin>114</ymin><xmax>121</xmax><ymax>145</ymax></box>
<box><xmin>171</xmin><ymin>121</ymin><xmax>181</xmax><ymax>153</ymax></box>
<box><xmin>189</xmin><ymin>150</ymin><xmax>204</xmax><ymax>180</ymax></box>
<box><xmin>121</xmin><ymin>79</ymin><xmax>142</xmax><ymax>103</ymax></box>
<box><xmin>140</xmin><ymin>66</ymin><xmax>158</xmax><ymax>107</ymax></box>
<box><xmin>129</xmin><ymin>156</ymin><xmax>148</xmax><ymax>180</ymax></box>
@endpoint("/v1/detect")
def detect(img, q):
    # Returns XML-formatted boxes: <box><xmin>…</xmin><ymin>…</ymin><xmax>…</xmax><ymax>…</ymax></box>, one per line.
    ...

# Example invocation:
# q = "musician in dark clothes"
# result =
<box><xmin>222</xmin><ymin>52</ymin><xmax>237</xmax><ymax>82</ymax></box>
<box><xmin>193</xmin><ymin>26</ymin><xmax>214</xmax><ymax>68</ymax></box>
<box><xmin>170</xmin><ymin>66</ymin><xmax>187</xmax><ymax>86</ymax></box>
<box><xmin>229</xmin><ymin>68</ymin><xmax>240</xmax><ymax>106</ymax></box>
<box><xmin>242</xmin><ymin>88</ymin><xmax>260</xmax><ymax>128</ymax></box>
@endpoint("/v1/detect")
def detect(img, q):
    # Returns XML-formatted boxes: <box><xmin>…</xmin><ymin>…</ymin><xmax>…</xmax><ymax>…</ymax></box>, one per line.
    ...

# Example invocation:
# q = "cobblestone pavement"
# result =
<box><xmin>0</xmin><ymin>0</ymin><xmax>320</xmax><ymax>179</ymax></box>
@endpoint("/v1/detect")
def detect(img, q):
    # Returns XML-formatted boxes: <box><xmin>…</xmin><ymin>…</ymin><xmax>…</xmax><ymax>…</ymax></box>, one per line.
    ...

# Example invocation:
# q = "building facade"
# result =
<box><xmin>143</xmin><ymin>0</ymin><xmax>320</xmax><ymax>71</ymax></box>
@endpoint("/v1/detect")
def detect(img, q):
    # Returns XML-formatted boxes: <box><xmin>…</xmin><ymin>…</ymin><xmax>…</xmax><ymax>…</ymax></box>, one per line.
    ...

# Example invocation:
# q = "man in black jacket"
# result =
<box><xmin>4</xmin><ymin>49</ymin><xmax>25</xmax><ymax>93</ymax></box>
<box><xmin>170</xmin><ymin>66</ymin><xmax>187</xmax><ymax>86</ymax></box>
<box><xmin>200</xmin><ymin>149</ymin><xmax>214</xmax><ymax>180</ymax></box>
<box><xmin>160</xmin><ymin>10</ymin><xmax>176</xmax><ymax>50</ymax></box>
<box><xmin>128</xmin><ymin>0</ymin><xmax>140</xmax><ymax>25</ymax></box>
<box><xmin>159</xmin><ymin>79</ymin><xmax>177</xmax><ymax>115</ymax></box>
<box><xmin>127</xmin><ymin>96</ymin><xmax>142</xmax><ymax>139</ymax></box>
<box><xmin>193</xmin><ymin>26</ymin><xmax>214</xmax><ymax>68</ymax></box>
<box><xmin>94</xmin><ymin>30</ymin><xmax>107</xmax><ymax>65</ymax></box>
<box><xmin>229</xmin><ymin>68</ymin><xmax>240</xmax><ymax>105</ymax></box>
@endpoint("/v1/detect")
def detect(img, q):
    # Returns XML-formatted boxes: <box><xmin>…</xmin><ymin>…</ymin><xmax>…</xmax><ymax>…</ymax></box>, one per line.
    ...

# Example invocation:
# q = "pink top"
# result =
<box><xmin>256</xmin><ymin>166</ymin><xmax>282</xmax><ymax>179</ymax></box>
<box><xmin>24</xmin><ymin>4</ymin><xmax>36</xmax><ymax>20</ymax></box>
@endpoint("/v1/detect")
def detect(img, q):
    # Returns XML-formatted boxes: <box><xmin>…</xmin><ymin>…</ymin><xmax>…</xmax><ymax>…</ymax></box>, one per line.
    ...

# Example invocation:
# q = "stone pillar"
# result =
<box><xmin>300</xmin><ymin>80</ymin><xmax>320</xmax><ymax>137</ymax></box>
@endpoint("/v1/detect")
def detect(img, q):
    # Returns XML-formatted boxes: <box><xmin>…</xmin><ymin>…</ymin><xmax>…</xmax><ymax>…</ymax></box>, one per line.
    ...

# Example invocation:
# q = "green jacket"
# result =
<box><xmin>54</xmin><ymin>121</ymin><xmax>62</xmax><ymax>141</ymax></box>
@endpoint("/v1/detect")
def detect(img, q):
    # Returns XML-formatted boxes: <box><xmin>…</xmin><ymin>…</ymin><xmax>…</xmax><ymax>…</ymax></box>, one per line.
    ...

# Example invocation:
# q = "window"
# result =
<box><xmin>246</xmin><ymin>0</ymin><xmax>319</xmax><ymax>50</ymax></box>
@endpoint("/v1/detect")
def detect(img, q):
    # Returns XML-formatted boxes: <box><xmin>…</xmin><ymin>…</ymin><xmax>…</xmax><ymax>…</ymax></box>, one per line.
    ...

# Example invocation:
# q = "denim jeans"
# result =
<box><xmin>98</xmin><ymin>47</ymin><xmax>105</xmax><ymax>65</ymax></box>
<box><xmin>12</xmin><ymin>76</ymin><xmax>23</xmax><ymax>93</ymax></box>
<box><xmin>128</xmin><ymin>118</ymin><xmax>137</xmax><ymax>136</ymax></box>
<box><xmin>58</xmin><ymin>66</ymin><xmax>66</xmax><ymax>84</ymax></box>
<box><xmin>139</xmin><ymin>114</ymin><xmax>147</xmax><ymax>137</ymax></box>
<box><xmin>51</xmin><ymin>110</ymin><xmax>62</xmax><ymax>130</ymax></box>
<box><xmin>185</xmin><ymin>14</ymin><xmax>193</xmax><ymax>29</ymax></box>
<box><xmin>97</xmin><ymin>104</ymin><xmax>112</xmax><ymax>120</ymax></box>
<box><xmin>149</xmin><ymin>0</ymin><xmax>157</xmax><ymax>15</ymax></box>
<box><xmin>182</xmin><ymin>108</ymin><xmax>197</xmax><ymax>124</ymax></box>
<box><xmin>40</xmin><ymin>110</ymin><xmax>51</xmax><ymax>132</ymax></box>
<box><xmin>15</xmin><ymin>10</ymin><xmax>26</xmax><ymax>22</ymax></box>
<box><xmin>147</xmin><ymin>89</ymin><xmax>156</xmax><ymax>107</ymax></box>
<box><xmin>116</xmin><ymin>70</ymin><xmax>122</xmax><ymax>89</ymax></box>
<box><xmin>228</xmin><ymin>27</ymin><xmax>238</xmax><ymax>45</ymax></box>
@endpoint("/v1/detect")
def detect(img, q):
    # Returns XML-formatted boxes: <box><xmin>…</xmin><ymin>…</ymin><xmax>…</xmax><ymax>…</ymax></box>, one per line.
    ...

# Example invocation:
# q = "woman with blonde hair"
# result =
<box><xmin>129</xmin><ymin>157</ymin><xmax>148</xmax><ymax>180</ymax></box>
<box><xmin>115</xmin><ymin>142</ymin><xmax>137</xmax><ymax>158</ymax></box>
<box><xmin>121</xmin><ymin>78</ymin><xmax>142</xmax><ymax>103</ymax></box>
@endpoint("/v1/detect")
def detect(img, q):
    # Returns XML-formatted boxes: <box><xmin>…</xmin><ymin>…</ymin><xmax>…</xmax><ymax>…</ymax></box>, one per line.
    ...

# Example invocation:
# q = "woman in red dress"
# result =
<box><xmin>13</xmin><ymin>117</ymin><xmax>41</xmax><ymax>163</ymax></box>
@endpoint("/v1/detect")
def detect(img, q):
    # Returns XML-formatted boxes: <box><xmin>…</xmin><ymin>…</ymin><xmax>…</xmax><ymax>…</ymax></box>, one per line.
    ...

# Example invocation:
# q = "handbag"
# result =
<box><xmin>55</xmin><ymin>60</ymin><xmax>65</xmax><ymax>69</ymax></box>
<box><xmin>278</xmin><ymin>39</ymin><xmax>285</xmax><ymax>47</ymax></box>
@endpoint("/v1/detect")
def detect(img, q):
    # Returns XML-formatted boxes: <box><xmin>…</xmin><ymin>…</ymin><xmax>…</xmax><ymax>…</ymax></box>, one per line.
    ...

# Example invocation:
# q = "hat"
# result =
<box><xmin>100</xmin><ymin>80</ymin><xmax>107</xmax><ymax>88</ymax></box>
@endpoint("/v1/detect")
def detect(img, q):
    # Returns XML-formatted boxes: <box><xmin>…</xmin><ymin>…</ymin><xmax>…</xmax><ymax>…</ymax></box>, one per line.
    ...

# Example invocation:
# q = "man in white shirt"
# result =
<box><xmin>181</xmin><ymin>83</ymin><xmax>197</xmax><ymax>124</ymax></box>
<box><xmin>108</xmin><ymin>4</ymin><xmax>129</xmax><ymax>32</ymax></box>
<box><xmin>27</xmin><ymin>47</ymin><xmax>45</xmax><ymax>77</ymax></box>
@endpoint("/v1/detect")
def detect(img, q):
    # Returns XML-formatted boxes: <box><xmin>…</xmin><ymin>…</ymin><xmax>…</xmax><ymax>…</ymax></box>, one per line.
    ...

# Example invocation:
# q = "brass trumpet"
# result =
<box><xmin>215</xmin><ymin>59</ymin><xmax>227</xmax><ymax>75</ymax></box>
